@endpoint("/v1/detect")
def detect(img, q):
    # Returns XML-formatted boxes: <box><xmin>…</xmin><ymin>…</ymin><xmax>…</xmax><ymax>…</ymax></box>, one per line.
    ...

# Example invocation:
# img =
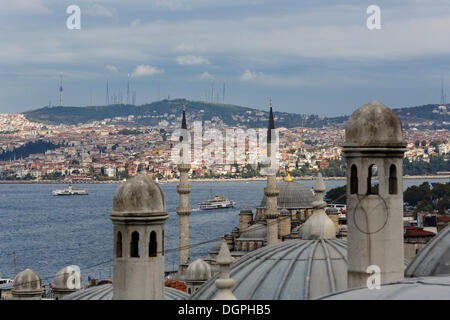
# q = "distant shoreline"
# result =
<box><xmin>0</xmin><ymin>175</ymin><xmax>448</xmax><ymax>184</ymax></box>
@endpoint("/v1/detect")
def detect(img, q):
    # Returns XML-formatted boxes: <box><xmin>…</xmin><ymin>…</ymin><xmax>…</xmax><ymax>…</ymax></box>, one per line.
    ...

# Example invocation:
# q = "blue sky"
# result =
<box><xmin>1</xmin><ymin>0</ymin><xmax>450</xmax><ymax>116</ymax></box>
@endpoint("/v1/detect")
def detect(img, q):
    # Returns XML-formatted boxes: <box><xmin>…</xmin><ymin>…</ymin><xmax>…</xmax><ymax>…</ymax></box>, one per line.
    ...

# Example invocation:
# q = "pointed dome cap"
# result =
<box><xmin>53</xmin><ymin>265</ymin><xmax>83</xmax><ymax>290</ymax></box>
<box><xmin>344</xmin><ymin>100</ymin><xmax>404</xmax><ymax>147</ymax></box>
<box><xmin>239</xmin><ymin>204</ymin><xmax>253</xmax><ymax>215</ymax></box>
<box><xmin>405</xmin><ymin>224</ymin><xmax>450</xmax><ymax>277</ymax></box>
<box><xmin>302</xmin><ymin>173</ymin><xmax>336</xmax><ymax>240</ymax></box>
<box><xmin>187</xmin><ymin>259</ymin><xmax>212</xmax><ymax>281</ymax></box>
<box><xmin>111</xmin><ymin>174</ymin><xmax>167</xmax><ymax>217</ymax></box>
<box><xmin>12</xmin><ymin>269</ymin><xmax>44</xmax><ymax>293</ymax></box>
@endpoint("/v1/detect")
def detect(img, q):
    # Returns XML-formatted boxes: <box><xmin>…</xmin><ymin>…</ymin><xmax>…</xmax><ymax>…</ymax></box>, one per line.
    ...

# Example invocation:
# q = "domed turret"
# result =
<box><xmin>344</xmin><ymin>100</ymin><xmax>404</xmax><ymax>147</ymax></box>
<box><xmin>52</xmin><ymin>265</ymin><xmax>83</xmax><ymax>299</ymax></box>
<box><xmin>12</xmin><ymin>269</ymin><xmax>44</xmax><ymax>300</ymax></box>
<box><xmin>186</xmin><ymin>259</ymin><xmax>212</xmax><ymax>295</ymax></box>
<box><xmin>112</xmin><ymin>173</ymin><xmax>166</xmax><ymax>216</ymax></box>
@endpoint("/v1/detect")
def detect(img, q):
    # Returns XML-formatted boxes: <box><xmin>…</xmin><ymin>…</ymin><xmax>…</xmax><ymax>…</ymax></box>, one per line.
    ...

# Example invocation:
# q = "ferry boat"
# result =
<box><xmin>52</xmin><ymin>184</ymin><xmax>89</xmax><ymax>196</ymax></box>
<box><xmin>198</xmin><ymin>195</ymin><xmax>235</xmax><ymax>210</ymax></box>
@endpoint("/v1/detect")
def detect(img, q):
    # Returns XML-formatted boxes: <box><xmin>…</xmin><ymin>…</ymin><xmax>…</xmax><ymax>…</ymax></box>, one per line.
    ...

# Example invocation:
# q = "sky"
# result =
<box><xmin>1</xmin><ymin>0</ymin><xmax>450</xmax><ymax>116</ymax></box>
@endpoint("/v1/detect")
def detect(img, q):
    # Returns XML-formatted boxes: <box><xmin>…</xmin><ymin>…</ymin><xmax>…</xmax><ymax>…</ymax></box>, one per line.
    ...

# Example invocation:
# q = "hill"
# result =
<box><xmin>22</xmin><ymin>99</ymin><xmax>449</xmax><ymax>129</ymax></box>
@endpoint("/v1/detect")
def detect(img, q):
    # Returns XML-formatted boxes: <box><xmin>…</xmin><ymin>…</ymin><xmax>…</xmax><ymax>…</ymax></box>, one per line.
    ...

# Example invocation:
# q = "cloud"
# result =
<box><xmin>176</xmin><ymin>55</ymin><xmax>210</xmax><ymax>65</ymax></box>
<box><xmin>105</xmin><ymin>65</ymin><xmax>119</xmax><ymax>72</ymax></box>
<box><xmin>130</xmin><ymin>65</ymin><xmax>164</xmax><ymax>78</ymax></box>
<box><xmin>240</xmin><ymin>69</ymin><xmax>261</xmax><ymax>81</ymax></box>
<box><xmin>174</xmin><ymin>44</ymin><xmax>194</xmax><ymax>52</ymax></box>
<box><xmin>0</xmin><ymin>0</ymin><xmax>51</xmax><ymax>16</ymax></box>
<box><xmin>155</xmin><ymin>0</ymin><xmax>191</xmax><ymax>11</ymax></box>
<box><xmin>85</xmin><ymin>4</ymin><xmax>118</xmax><ymax>18</ymax></box>
<box><xmin>200</xmin><ymin>72</ymin><xmax>214</xmax><ymax>80</ymax></box>
<box><xmin>130</xmin><ymin>19</ymin><xmax>141</xmax><ymax>27</ymax></box>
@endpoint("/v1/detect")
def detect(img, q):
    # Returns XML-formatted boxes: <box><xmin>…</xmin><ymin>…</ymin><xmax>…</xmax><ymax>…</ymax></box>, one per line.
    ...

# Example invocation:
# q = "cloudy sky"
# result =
<box><xmin>1</xmin><ymin>0</ymin><xmax>450</xmax><ymax>115</ymax></box>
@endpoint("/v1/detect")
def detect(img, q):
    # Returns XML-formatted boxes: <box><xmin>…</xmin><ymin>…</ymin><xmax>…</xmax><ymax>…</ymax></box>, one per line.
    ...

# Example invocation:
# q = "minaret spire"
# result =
<box><xmin>176</xmin><ymin>103</ymin><xmax>192</xmax><ymax>277</ymax></box>
<box><xmin>59</xmin><ymin>73</ymin><xmax>64</xmax><ymax>107</ymax></box>
<box><xmin>264</xmin><ymin>99</ymin><xmax>280</xmax><ymax>245</ymax></box>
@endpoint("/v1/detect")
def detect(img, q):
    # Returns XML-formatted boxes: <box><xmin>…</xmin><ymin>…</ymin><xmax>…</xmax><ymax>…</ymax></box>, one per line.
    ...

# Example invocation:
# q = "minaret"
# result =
<box><xmin>264</xmin><ymin>99</ymin><xmax>280</xmax><ymax>245</ymax></box>
<box><xmin>110</xmin><ymin>175</ymin><xmax>168</xmax><ymax>300</ymax></box>
<box><xmin>343</xmin><ymin>101</ymin><xmax>406</xmax><ymax>288</ymax></box>
<box><xmin>176</xmin><ymin>103</ymin><xmax>192</xmax><ymax>276</ymax></box>
<box><xmin>213</xmin><ymin>238</ymin><xmax>236</xmax><ymax>300</ymax></box>
<box><xmin>59</xmin><ymin>73</ymin><xmax>64</xmax><ymax>107</ymax></box>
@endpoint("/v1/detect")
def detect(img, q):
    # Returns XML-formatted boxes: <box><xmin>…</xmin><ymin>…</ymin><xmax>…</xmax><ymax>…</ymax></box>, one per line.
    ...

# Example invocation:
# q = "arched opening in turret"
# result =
<box><xmin>367</xmin><ymin>164</ymin><xmax>378</xmax><ymax>195</ymax></box>
<box><xmin>350</xmin><ymin>164</ymin><xmax>358</xmax><ymax>194</ymax></box>
<box><xmin>389</xmin><ymin>164</ymin><xmax>398</xmax><ymax>194</ymax></box>
<box><xmin>149</xmin><ymin>231</ymin><xmax>157</xmax><ymax>257</ymax></box>
<box><xmin>130</xmin><ymin>231</ymin><xmax>140</xmax><ymax>258</ymax></box>
<box><xmin>116</xmin><ymin>231</ymin><xmax>122</xmax><ymax>258</ymax></box>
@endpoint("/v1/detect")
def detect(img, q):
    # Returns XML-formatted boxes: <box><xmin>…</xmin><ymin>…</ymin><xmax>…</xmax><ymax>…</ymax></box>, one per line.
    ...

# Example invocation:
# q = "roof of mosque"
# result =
<box><xmin>191</xmin><ymin>238</ymin><xmax>348</xmax><ymax>300</ymax></box>
<box><xmin>259</xmin><ymin>179</ymin><xmax>314</xmax><ymax>209</ymax></box>
<box><xmin>405</xmin><ymin>224</ymin><xmax>450</xmax><ymax>278</ymax></box>
<box><xmin>320</xmin><ymin>276</ymin><xmax>450</xmax><ymax>300</ymax></box>
<box><xmin>236</xmin><ymin>223</ymin><xmax>267</xmax><ymax>241</ymax></box>
<box><xmin>62</xmin><ymin>284</ymin><xmax>189</xmax><ymax>300</ymax></box>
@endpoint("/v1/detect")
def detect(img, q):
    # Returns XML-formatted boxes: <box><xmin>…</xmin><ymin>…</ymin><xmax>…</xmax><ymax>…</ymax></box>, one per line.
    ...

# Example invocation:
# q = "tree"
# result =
<box><xmin>416</xmin><ymin>200</ymin><xmax>433</xmax><ymax>212</ymax></box>
<box><xmin>325</xmin><ymin>185</ymin><xmax>346</xmax><ymax>203</ymax></box>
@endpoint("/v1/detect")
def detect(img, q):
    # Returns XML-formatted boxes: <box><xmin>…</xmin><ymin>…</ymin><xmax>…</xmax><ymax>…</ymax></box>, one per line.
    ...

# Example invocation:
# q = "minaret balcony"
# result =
<box><xmin>177</xmin><ymin>185</ymin><xmax>192</xmax><ymax>194</ymax></box>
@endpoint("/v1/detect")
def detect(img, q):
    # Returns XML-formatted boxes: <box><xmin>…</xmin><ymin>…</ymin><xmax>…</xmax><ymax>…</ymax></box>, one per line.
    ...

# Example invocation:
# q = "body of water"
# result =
<box><xmin>0</xmin><ymin>177</ymin><xmax>448</xmax><ymax>284</ymax></box>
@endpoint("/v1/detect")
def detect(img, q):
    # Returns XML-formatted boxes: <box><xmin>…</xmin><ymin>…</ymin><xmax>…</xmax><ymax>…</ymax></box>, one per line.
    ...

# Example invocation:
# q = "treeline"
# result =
<box><xmin>403</xmin><ymin>156</ymin><xmax>450</xmax><ymax>175</ymax></box>
<box><xmin>325</xmin><ymin>181</ymin><xmax>449</xmax><ymax>214</ymax></box>
<box><xmin>0</xmin><ymin>140</ymin><xmax>60</xmax><ymax>161</ymax></box>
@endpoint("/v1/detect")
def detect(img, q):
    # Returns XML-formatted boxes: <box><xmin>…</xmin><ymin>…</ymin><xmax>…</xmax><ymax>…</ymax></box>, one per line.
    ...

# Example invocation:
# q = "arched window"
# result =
<box><xmin>130</xmin><ymin>231</ymin><xmax>140</xmax><ymax>258</ymax></box>
<box><xmin>389</xmin><ymin>164</ymin><xmax>398</xmax><ymax>195</ymax></box>
<box><xmin>350</xmin><ymin>164</ymin><xmax>358</xmax><ymax>194</ymax></box>
<box><xmin>116</xmin><ymin>231</ymin><xmax>122</xmax><ymax>258</ymax></box>
<box><xmin>149</xmin><ymin>231</ymin><xmax>157</xmax><ymax>257</ymax></box>
<box><xmin>367</xmin><ymin>164</ymin><xmax>378</xmax><ymax>195</ymax></box>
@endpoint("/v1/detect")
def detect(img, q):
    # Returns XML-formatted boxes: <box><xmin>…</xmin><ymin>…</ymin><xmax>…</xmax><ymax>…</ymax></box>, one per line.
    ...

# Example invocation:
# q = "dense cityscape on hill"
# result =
<box><xmin>0</xmin><ymin>99</ymin><xmax>448</xmax><ymax>181</ymax></box>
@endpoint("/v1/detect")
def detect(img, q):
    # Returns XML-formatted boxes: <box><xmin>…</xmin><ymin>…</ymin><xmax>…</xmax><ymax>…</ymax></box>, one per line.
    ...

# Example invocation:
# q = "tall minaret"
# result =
<box><xmin>264</xmin><ymin>99</ymin><xmax>280</xmax><ymax>245</ymax></box>
<box><xmin>59</xmin><ymin>73</ymin><xmax>64</xmax><ymax>107</ymax></box>
<box><xmin>343</xmin><ymin>100</ymin><xmax>406</xmax><ymax>288</ymax></box>
<box><xmin>176</xmin><ymin>103</ymin><xmax>192</xmax><ymax>276</ymax></box>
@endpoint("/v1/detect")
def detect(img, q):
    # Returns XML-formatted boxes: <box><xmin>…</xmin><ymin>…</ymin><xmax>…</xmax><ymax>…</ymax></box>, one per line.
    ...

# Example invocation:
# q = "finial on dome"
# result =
<box><xmin>213</xmin><ymin>237</ymin><xmax>236</xmax><ymax>300</ymax></box>
<box><xmin>285</xmin><ymin>172</ymin><xmax>293</xmax><ymax>182</ymax></box>
<box><xmin>301</xmin><ymin>173</ymin><xmax>336</xmax><ymax>240</ymax></box>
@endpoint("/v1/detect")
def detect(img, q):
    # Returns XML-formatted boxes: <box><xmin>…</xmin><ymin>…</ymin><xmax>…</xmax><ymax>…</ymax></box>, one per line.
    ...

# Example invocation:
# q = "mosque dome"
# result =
<box><xmin>53</xmin><ymin>265</ymin><xmax>83</xmax><ymax>291</ymax></box>
<box><xmin>405</xmin><ymin>224</ymin><xmax>450</xmax><ymax>277</ymax></box>
<box><xmin>320</xmin><ymin>276</ymin><xmax>450</xmax><ymax>300</ymax></box>
<box><xmin>187</xmin><ymin>259</ymin><xmax>212</xmax><ymax>281</ymax></box>
<box><xmin>191</xmin><ymin>238</ymin><xmax>348</xmax><ymax>300</ymax></box>
<box><xmin>12</xmin><ymin>269</ymin><xmax>44</xmax><ymax>295</ymax></box>
<box><xmin>237</xmin><ymin>223</ymin><xmax>267</xmax><ymax>241</ymax></box>
<box><xmin>344</xmin><ymin>100</ymin><xmax>404</xmax><ymax>147</ymax></box>
<box><xmin>62</xmin><ymin>284</ymin><xmax>189</xmax><ymax>300</ymax></box>
<box><xmin>111</xmin><ymin>174</ymin><xmax>166</xmax><ymax>216</ymax></box>
<box><xmin>259</xmin><ymin>178</ymin><xmax>313</xmax><ymax>209</ymax></box>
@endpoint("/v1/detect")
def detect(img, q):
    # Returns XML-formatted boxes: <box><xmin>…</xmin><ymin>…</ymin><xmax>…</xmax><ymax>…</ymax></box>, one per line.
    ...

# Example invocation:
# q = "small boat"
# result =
<box><xmin>198</xmin><ymin>194</ymin><xmax>235</xmax><ymax>210</ymax></box>
<box><xmin>52</xmin><ymin>184</ymin><xmax>89</xmax><ymax>196</ymax></box>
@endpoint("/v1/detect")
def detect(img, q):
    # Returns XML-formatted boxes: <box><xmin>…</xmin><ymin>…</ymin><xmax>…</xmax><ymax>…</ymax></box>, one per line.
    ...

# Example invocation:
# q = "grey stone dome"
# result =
<box><xmin>259</xmin><ymin>180</ymin><xmax>313</xmax><ymax>209</ymax></box>
<box><xmin>405</xmin><ymin>224</ymin><xmax>450</xmax><ymax>277</ymax></box>
<box><xmin>53</xmin><ymin>265</ymin><xmax>83</xmax><ymax>290</ymax></box>
<box><xmin>12</xmin><ymin>269</ymin><xmax>44</xmax><ymax>294</ymax></box>
<box><xmin>187</xmin><ymin>259</ymin><xmax>212</xmax><ymax>281</ymax></box>
<box><xmin>191</xmin><ymin>239</ymin><xmax>348</xmax><ymax>300</ymax></box>
<box><xmin>344</xmin><ymin>100</ymin><xmax>404</xmax><ymax>147</ymax></box>
<box><xmin>237</xmin><ymin>223</ymin><xmax>267</xmax><ymax>241</ymax></box>
<box><xmin>63</xmin><ymin>284</ymin><xmax>189</xmax><ymax>300</ymax></box>
<box><xmin>111</xmin><ymin>174</ymin><xmax>166</xmax><ymax>216</ymax></box>
<box><xmin>320</xmin><ymin>276</ymin><xmax>450</xmax><ymax>300</ymax></box>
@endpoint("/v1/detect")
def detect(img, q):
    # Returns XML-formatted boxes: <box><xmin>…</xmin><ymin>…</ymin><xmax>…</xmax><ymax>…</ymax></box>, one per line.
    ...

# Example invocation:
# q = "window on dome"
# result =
<box><xmin>389</xmin><ymin>164</ymin><xmax>398</xmax><ymax>195</ymax></box>
<box><xmin>116</xmin><ymin>231</ymin><xmax>122</xmax><ymax>258</ymax></box>
<box><xmin>149</xmin><ymin>231</ymin><xmax>157</xmax><ymax>257</ymax></box>
<box><xmin>130</xmin><ymin>231</ymin><xmax>140</xmax><ymax>258</ymax></box>
<box><xmin>350</xmin><ymin>164</ymin><xmax>358</xmax><ymax>194</ymax></box>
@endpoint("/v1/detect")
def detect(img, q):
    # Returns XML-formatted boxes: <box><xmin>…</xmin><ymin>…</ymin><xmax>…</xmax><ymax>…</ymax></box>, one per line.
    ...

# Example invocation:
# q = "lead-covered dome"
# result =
<box><xmin>12</xmin><ymin>269</ymin><xmax>44</xmax><ymax>296</ymax></box>
<box><xmin>53</xmin><ymin>265</ymin><xmax>83</xmax><ymax>290</ymax></box>
<box><xmin>344</xmin><ymin>100</ymin><xmax>404</xmax><ymax>147</ymax></box>
<box><xmin>112</xmin><ymin>174</ymin><xmax>166</xmax><ymax>216</ymax></box>
<box><xmin>237</xmin><ymin>223</ymin><xmax>267</xmax><ymax>241</ymax></box>
<box><xmin>259</xmin><ymin>180</ymin><xmax>313</xmax><ymax>209</ymax></box>
<box><xmin>187</xmin><ymin>259</ymin><xmax>212</xmax><ymax>281</ymax></box>
<box><xmin>405</xmin><ymin>224</ymin><xmax>450</xmax><ymax>277</ymax></box>
<box><xmin>191</xmin><ymin>238</ymin><xmax>348</xmax><ymax>300</ymax></box>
